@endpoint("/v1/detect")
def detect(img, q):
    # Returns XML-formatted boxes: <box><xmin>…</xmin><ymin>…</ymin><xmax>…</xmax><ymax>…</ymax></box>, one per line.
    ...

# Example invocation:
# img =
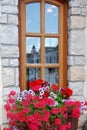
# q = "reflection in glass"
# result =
<box><xmin>26</xmin><ymin>68</ymin><xmax>40</xmax><ymax>89</ymax></box>
<box><xmin>45</xmin><ymin>38</ymin><xmax>58</xmax><ymax>63</ymax></box>
<box><xmin>26</xmin><ymin>37</ymin><xmax>40</xmax><ymax>63</ymax></box>
<box><xmin>45</xmin><ymin>3</ymin><xmax>58</xmax><ymax>33</ymax></box>
<box><xmin>26</xmin><ymin>3</ymin><xmax>40</xmax><ymax>32</ymax></box>
<box><xmin>45</xmin><ymin>68</ymin><xmax>58</xmax><ymax>84</ymax></box>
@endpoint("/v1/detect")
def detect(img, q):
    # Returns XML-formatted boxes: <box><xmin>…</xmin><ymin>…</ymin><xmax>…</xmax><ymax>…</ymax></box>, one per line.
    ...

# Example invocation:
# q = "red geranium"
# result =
<box><xmin>4</xmin><ymin>79</ymin><xmax>87</xmax><ymax>130</ymax></box>
<box><xmin>60</xmin><ymin>87</ymin><xmax>73</xmax><ymax>98</ymax></box>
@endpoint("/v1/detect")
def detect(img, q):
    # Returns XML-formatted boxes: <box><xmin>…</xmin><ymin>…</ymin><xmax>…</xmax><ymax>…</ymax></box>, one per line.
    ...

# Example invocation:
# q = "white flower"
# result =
<box><xmin>21</xmin><ymin>90</ymin><xmax>28</xmax><ymax>96</ymax></box>
<box><xmin>28</xmin><ymin>89</ymin><xmax>35</xmax><ymax>96</ymax></box>
<box><xmin>53</xmin><ymin>101</ymin><xmax>58</xmax><ymax>106</ymax></box>
<box><xmin>45</xmin><ymin>86</ymin><xmax>49</xmax><ymax>90</ymax></box>
<box><xmin>40</xmin><ymin>90</ymin><xmax>44</xmax><ymax>95</ymax></box>
<box><xmin>50</xmin><ymin>92</ymin><xmax>57</xmax><ymax>99</ymax></box>
<box><xmin>17</xmin><ymin>97</ymin><xmax>22</xmax><ymax>101</ymax></box>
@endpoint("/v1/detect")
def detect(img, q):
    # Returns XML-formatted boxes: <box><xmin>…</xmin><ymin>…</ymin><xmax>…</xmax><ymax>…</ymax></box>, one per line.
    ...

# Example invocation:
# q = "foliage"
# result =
<box><xmin>4</xmin><ymin>79</ymin><xmax>87</xmax><ymax>130</ymax></box>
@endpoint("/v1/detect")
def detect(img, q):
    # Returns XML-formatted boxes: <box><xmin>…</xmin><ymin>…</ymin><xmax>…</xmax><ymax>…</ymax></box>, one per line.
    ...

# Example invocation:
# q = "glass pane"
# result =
<box><xmin>26</xmin><ymin>68</ymin><xmax>40</xmax><ymax>89</ymax></box>
<box><xmin>45</xmin><ymin>3</ymin><xmax>59</xmax><ymax>33</ymax></box>
<box><xmin>26</xmin><ymin>37</ymin><xmax>40</xmax><ymax>63</ymax></box>
<box><xmin>45</xmin><ymin>68</ymin><xmax>58</xmax><ymax>84</ymax></box>
<box><xmin>26</xmin><ymin>3</ymin><xmax>40</xmax><ymax>32</ymax></box>
<box><xmin>45</xmin><ymin>38</ymin><xmax>58</xmax><ymax>63</ymax></box>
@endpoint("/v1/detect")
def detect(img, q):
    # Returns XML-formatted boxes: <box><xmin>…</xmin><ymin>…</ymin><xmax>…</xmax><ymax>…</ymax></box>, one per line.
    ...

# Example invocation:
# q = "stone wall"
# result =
<box><xmin>0</xmin><ymin>0</ymin><xmax>20</xmax><ymax>129</ymax></box>
<box><xmin>68</xmin><ymin>0</ymin><xmax>87</xmax><ymax>129</ymax></box>
<box><xmin>0</xmin><ymin>0</ymin><xmax>87</xmax><ymax>129</ymax></box>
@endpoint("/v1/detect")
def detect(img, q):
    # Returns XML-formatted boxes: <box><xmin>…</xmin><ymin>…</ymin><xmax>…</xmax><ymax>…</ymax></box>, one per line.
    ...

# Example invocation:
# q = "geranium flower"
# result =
<box><xmin>54</xmin><ymin>118</ymin><xmax>61</xmax><ymax>126</ymax></box>
<box><xmin>72</xmin><ymin>107</ymin><xmax>80</xmax><ymax>118</ymax></box>
<box><xmin>60</xmin><ymin>87</ymin><xmax>73</xmax><ymax>98</ymax></box>
<box><xmin>4</xmin><ymin>79</ymin><xmax>87</xmax><ymax>130</ymax></box>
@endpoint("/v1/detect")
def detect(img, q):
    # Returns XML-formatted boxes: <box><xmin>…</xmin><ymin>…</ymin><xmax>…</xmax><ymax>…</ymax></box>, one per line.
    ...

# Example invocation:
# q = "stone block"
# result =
<box><xmin>81</xmin><ymin>7</ymin><xmax>86</xmax><ymax>16</ymax></box>
<box><xmin>0</xmin><ymin>0</ymin><xmax>14</xmax><ymax>5</ymax></box>
<box><xmin>8</xmin><ymin>14</ymin><xmax>18</xmax><ymax>25</ymax></box>
<box><xmin>0</xmin><ymin>5</ymin><xmax>1</xmax><ymax>16</ymax></box>
<box><xmin>2</xmin><ymin>58</ymin><xmax>9</xmax><ymax>67</ymax></box>
<box><xmin>68</xmin><ymin>81</ymin><xmax>84</xmax><ymax>96</ymax></box>
<box><xmin>1</xmin><ymin>45</ymin><xmax>19</xmax><ymax>58</ymax></box>
<box><xmin>68</xmin><ymin>66</ymin><xmax>85</xmax><ymax>81</ymax></box>
<box><xmin>15</xmin><ymin>68</ymin><xmax>19</xmax><ymax>86</ymax></box>
<box><xmin>15</xmin><ymin>0</ymin><xmax>18</xmax><ymax>5</ymax></box>
<box><xmin>75</xmin><ymin>56</ymin><xmax>85</xmax><ymax>65</ymax></box>
<box><xmin>0</xmin><ymin>14</ymin><xmax>7</xmax><ymax>23</ymax></box>
<box><xmin>69</xmin><ymin>0</ymin><xmax>86</xmax><ymax>7</ymax></box>
<box><xmin>69</xmin><ymin>8</ymin><xmax>81</xmax><ymax>15</ymax></box>
<box><xmin>68</xmin><ymin>30</ymin><xmax>85</xmax><ymax>55</ymax></box>
<box><xmin>1</xmin><ymin>5</ymin><xmax>18</xmax><ymax>14</ymax></box>
<box><xmin>2</xmin><ymin>68</ymin><xmax>15</xmax><ymax>87</ymax></box>
<box><xmin>0</xmin><ymin>25</ymin><xmax>18</xmax><ymax>44</ymax></box>
<box><xmin>68</xmin><ymin>56</ymin><xmax>75</xmax><ymax>65</ymax></box>
<box><xmin>9</xmin><ymin>58</ymin><xmax>19</xmax><ymax>66</ymax></box>
<box><xmin>69</xmin><ymin>16</ymin><xmax>86</xmax><ymax>29</ymax></box>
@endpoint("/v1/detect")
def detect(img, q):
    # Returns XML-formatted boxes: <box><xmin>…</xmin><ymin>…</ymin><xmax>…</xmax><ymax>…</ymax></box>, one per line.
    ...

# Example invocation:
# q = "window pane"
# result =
<box><xmin>45</xmin><ymin>3</ymin><xmax>59</xmax><ymax>33</ymax></box>
<box><xmin>45</xmin><ymin>38</ymin><xmax>58</xmax><ymax>63</ymax></box>
<box><xmin>26</xmin><ymin>68</ymin><xmax>40</xmax><ymax>88</ymax></box>
<box><xmin>26</xmin><ymin>3</ymin><xmax>40</xmax><ymax>32</ymax></box>
<box><xmin>45</xmin><ymin>68</ymin><xmax>58</xmax><ymax>84</ymax></box>
<box><xmin>26</xmin><ymin>37</ymin><xmax>40</xmax><ymax>63</ymax></box>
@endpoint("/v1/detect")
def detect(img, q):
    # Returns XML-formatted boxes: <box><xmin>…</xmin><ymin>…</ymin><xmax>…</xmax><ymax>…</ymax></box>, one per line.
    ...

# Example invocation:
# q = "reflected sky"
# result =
<box><xmin>26</xmin><ymin>3</ymin><xmax>59</xmax><ymax>54</ymax></box>
<box><xmin>26</xmin><ymin>3</ymin><xmax>59</xmax><ymax>33</ymax></box>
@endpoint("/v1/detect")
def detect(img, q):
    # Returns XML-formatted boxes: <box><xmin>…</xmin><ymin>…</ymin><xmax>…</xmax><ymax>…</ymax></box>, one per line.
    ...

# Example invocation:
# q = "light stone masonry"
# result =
<box><xmin>68</xmin><ymin>56</ymin><xmax>75</xmax><ymax>66</ymax></box>
<box><xmin>69</xmin><ymin>16</ymin><xmax>86</xmax><ymax>29</ymax></box>
<box><xmin>69</xmin><ymin>8</ymin><xmax>81</xmax><ymax>15</ymax></box>
<box><xmin>0</xmin><ymin>0</ymin><xmax>14</xmax><ymax>5</ymax></box>
<box><xmin>2</xmin><ymin>58</ymin><xmax>9</xmax><ymax>67</ymax></box>
<box><xmin>0</xmin><ymin>25</ymin><xmax>18</xmax><ymax>44</ymax></box>
<box><xmin>14</xmin><ymin>67</ymin><xmax>19</xmax><ymax>86</ymax></box>
<box><xmin>14</xmin><ymin>0</ymin><xmax>18</xmax><ymax>6</ymax></box>
<box><xmin>1</xmin><ymin>5</ymin><xmax>18</xmax><ymax>14</ymax></box>
<box><xmin>2</xmin><ymin>68</ymin><xmax>15</xmax><ymax>87</ymax></box>
<box><xmin>68</xmin><ymin>30</ymin><xmax>85</xmax><ymax>55</ymax></box>
<box><xmin>75</xmin><ymin>56</ymin><xmax>85</xmax><ymax>65</ymax></box>
<box><xmin>8</xmin><ymin>14</ymin><xmax>18</xmax><ymax>25</ymax></box>
<box><xmin>1</xmin><ymin>45</ymin><xmax>19</xmax><ymax>58</ymax></box>
<box><xmin>68</xmin><ymin>82</ymin><xmax>84</xmax><ymax>96</ymax></box>
<box><xmin>9</xmin><ymin>58</ymin><xmax>19</xmax><ymax>66</ymax></box>
<box><xmin>69</xmin><ymin>0</ymin><xmax>87</xmax><ymax>7</ymax></box>
<box><xmin>68</xmin><ymin>66</ymin><xmax>85</xmax><ymax>81</ymax></box>
<box><xmin>0</xmin><ymin>14</ymin><xmax>7</xmax><ymax>23</ymax></box>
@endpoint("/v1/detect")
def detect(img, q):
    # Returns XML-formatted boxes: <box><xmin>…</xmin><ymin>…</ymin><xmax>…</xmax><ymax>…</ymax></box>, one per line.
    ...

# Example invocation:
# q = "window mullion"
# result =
<box><xmin>40</xmin><ymin>0</ymin><xmax>45</xmax><ymax>80</ymax></box>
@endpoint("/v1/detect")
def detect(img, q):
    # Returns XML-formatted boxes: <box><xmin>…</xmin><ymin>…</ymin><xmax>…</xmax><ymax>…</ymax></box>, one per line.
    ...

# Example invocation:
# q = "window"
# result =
<box><xmin>19</xmin><ymin>0</ymin><xmax>68</xmax><ymax>90</ymax></box>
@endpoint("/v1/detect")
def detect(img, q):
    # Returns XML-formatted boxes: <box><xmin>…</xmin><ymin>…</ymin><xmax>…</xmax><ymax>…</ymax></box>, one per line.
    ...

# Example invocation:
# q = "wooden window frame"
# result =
<box><xmin>19</xmin><ymin>0</ymin><xmax>68</xmax><ymax>90</ymax></box>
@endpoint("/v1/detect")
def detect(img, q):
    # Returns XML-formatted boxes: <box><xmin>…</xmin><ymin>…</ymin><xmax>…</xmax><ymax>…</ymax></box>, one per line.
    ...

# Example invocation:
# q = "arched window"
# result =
<box><xmin>19</xmin><ymin>0</ymin><xmax>68</xmax><ymax>90</ymax></box>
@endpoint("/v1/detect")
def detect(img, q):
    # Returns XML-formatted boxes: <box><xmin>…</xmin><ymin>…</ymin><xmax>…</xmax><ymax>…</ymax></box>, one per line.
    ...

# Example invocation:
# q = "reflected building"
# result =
<box><xmin>26</xmin><ymin>45</ymin><xmax>58</xmax><ymax>83</ymax></box>
<box><xmin>26</xmin><ymin>45</ymin><xmax>58</xmax><ymax>63</ymax></box>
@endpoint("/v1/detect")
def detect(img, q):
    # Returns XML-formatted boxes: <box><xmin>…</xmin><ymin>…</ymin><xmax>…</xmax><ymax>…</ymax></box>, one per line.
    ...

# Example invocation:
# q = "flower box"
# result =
<box><xmin>4</xmin><ymin>79</ymin><xmax>87</xmax><ymax>130</ymax></box>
